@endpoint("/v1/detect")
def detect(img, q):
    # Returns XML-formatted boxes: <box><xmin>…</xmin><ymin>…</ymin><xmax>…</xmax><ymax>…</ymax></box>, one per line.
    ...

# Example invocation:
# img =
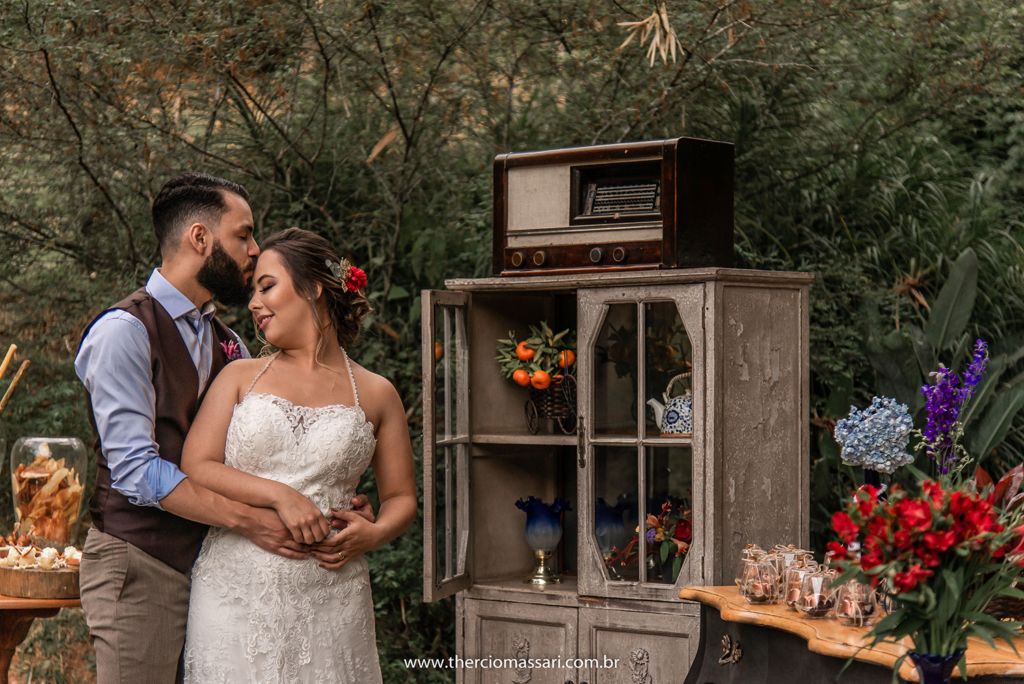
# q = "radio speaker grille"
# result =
<box><xmin>587</xmin><ymin>180</ymin><xmax>660</xmax><ymax>215</ymax></box>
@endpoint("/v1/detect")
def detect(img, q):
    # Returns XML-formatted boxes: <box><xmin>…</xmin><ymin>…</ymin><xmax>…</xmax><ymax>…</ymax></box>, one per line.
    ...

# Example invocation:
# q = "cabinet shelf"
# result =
<box><xmin>472</xmin><ymin>433</ymin><xmax>576</xmax><ymax>446</ymax></box>
<box><xmin>467</xmin><ymin>576</ymin><xmax>580</xmax><ymax>607</ymax></box>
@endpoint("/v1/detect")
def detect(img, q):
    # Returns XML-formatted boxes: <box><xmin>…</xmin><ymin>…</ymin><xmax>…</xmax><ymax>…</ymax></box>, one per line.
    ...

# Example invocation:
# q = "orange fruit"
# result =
<box><xmin>531</xmin><ymin>370</ymin><xmax>551</xmax><ymax>389</ymax></box>
<box><xmin>512</xmin><ymin>369</ymin><xmax>531</xmax><ymax>386</ymax></box>
<box><xmin>558</xmin><ymin>350</ymin><xmax>576</xmax><ymax>368</ymax></box>
<box><xmin>516</xmin><ymin>341</ymin><xmax>535</xmax><ymax>361</ymax></box>
<box><xmin>434</xmin><ymin>342</ymin><xmax>443</xmax><ymax>361</ymax></box>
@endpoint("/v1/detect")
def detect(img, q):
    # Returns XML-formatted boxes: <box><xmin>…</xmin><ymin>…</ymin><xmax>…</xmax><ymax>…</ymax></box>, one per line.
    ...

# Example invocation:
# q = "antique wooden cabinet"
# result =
<box><xmin>422</xmin><ymin>268</ymin><xmax>812</xmax><ymax>684</ymax></box>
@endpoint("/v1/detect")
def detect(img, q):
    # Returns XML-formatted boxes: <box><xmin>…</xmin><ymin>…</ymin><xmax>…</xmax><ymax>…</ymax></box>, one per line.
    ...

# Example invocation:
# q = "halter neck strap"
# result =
<box><xmin>244</xmin><ymin>353</ymin><xmax>278</xmax><ymax>399</ymax></box>
<box><xmin>342</xmin><ymin>347</ymin><xmax>360</xmax><ymax>409</ymax></box>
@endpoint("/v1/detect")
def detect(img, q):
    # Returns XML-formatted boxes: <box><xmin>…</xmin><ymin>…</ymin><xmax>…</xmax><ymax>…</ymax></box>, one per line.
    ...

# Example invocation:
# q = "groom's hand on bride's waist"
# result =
<box><xmin>239</xmin><ymin>506</ymin><xmax>309</xmax><ymax>560</ymax></box>
<box><xmin>329</xmin><ymin>494</ymin><xmax>375</xmax><ymax>528</ymax></box>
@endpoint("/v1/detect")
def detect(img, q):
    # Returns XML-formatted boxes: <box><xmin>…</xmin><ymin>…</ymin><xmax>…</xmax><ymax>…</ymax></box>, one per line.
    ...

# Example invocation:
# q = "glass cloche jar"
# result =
<box><xmin>10</xmin><ymin>437</ymin><xmax>87</xmax><ymax>546</ymax></box>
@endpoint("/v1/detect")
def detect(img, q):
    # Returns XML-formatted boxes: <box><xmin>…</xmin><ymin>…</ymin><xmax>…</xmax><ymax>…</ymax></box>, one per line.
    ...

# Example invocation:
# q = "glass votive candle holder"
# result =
<box><xmin>740</xmin><ymin>556</ymin><xmax>779</xmax><ymax>605</ymax></box>
<box><xmin>735</xmin><ymin>544</ymin><xmax>764</xmax><ymax>586</ymax></box>
<box><xmin>797</xmin><ymin>570</ymin><xmax>835</xmax><ymax>618</ymax></box>
<box><xmin>782</xmin><ymin>560</ymin><xmax>817</xmax><ymax>612</ymax></box>
<box><xmin>834</xmin><ymin>581</ymin><xmax>880</xmax><ymax>627</ymax></box>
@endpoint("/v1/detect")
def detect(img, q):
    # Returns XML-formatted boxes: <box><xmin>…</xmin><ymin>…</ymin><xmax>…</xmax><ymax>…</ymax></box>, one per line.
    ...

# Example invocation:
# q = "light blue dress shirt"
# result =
<box><xmin>75</xmin><ymin>269</ymin><xmax>250</xmax><ymax>510</ymax></box>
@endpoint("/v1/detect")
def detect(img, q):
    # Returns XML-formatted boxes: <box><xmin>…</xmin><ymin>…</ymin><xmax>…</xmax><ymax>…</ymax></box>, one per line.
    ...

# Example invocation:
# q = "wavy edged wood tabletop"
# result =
<box><xmin>680</xmin><ymin>586</ymin><xmax>1024</xmax><ymax>682</ymax></box>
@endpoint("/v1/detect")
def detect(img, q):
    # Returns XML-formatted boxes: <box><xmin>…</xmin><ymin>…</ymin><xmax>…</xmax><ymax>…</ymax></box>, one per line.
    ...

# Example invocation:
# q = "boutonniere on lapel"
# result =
<box><xmin>220</xmin><ymin>340</ymin><xmax>244</xmax><ymax>362</ymax></box>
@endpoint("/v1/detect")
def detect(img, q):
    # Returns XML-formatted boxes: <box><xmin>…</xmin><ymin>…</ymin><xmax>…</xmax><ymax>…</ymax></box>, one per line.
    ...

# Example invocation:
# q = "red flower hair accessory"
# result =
<box><xmin>326</xmin><ymin>258</ymin><xmax>367</xmax><ymax>293</ymax></box>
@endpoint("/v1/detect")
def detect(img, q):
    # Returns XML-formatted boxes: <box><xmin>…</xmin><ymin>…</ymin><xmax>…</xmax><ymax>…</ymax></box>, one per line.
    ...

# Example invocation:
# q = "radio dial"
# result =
<box><xmin>533</xmin><ymin>251</ymin><xmax>547</xmax><ymax>266</ymax></box>
<box><xmin>510</xmin><ymin>251</ymin><xmax>525</xmax><ymax>267</ymax></box>
<box><xmin>612</xmin><ymin>246</ymin><xmax>627</xmax><ymax>263</ymax></box>
<box><xmin>589</xmin><ymin>247</ymin><xmax>604</xmax><ymax>263</ymax></box>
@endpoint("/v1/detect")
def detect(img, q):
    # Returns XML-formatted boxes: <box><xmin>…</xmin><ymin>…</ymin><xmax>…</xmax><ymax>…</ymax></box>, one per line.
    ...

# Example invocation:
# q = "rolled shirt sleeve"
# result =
<box><xmin>75</xmin><ymin>311</ymin><xmax>187</xmax><ymax>509</ymax></box>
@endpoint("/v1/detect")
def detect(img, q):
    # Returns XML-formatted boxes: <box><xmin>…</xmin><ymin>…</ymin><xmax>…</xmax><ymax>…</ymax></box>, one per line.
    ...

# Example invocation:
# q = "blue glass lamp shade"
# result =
<box><xmin>515</xmin><ymin>497</ymin><xmax>571</xmax><ymax>552</ymax></box>
<box><xmin>594</xmin><ymin>498</ymin><xmax>627</xmax><ymax>554</ymax></box>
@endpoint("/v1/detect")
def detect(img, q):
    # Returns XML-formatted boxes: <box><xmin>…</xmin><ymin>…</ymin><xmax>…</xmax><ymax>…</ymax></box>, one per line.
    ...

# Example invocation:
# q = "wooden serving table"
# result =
<box><xmin>0</xmin><ymin>593</ymin><xmax>81</xmax><ymax>684</ymax></box>
<box><xmin>680</xmin><ymin>586</ymin><xmax>1024</xmax><ymax>683</ymax></box>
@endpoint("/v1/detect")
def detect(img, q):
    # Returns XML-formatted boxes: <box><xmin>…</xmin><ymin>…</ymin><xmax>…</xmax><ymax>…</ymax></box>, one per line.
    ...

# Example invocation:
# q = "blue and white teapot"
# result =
<box><xmin>647</xmin><ymin>373</ymin><xmax>693</xmax><ymax>436</ymax></box>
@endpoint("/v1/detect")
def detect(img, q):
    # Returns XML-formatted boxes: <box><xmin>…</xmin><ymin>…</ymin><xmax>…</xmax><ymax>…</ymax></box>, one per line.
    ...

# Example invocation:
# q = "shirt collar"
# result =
<box><xmin>146</xmin><ymin>269</ymin><xmax>212</xmax><ymax>322</ymax></box>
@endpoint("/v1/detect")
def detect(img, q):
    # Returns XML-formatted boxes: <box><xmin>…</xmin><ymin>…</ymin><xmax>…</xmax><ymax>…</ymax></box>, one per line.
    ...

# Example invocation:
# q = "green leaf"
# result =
<box><xmin>866</xmin><ymin>330</ymin><xmax>923</xmax><ymax>410</ymax></box>
<box><xmin>924</xmin><ymin>247</ymin><xmax>978</xmax><ymax>351</ymax></box>
<box><xmin>909</xmin><ymin>324</ymin><xmax>936</xmax><ymax>382</ymax></box>
<box><xmin>826</xmin><ymin>375</ymin><xmax>854</xmax><ymax>418</ymax></box>
<box><xmin>660</xmin><ymin>542</ymin><xmax>670</xmax><ymax>564</ymax></box>
<box><xmin>998</xmin><ymin>586</ymin><xmax>1024</xmax><ymax>600</ymax></box>
<box><xmin>409</xmin><ymin>296</ymin><xmax>421</xmax><ymax>325</ymax></box>
<box><xmin>970</xmin><ymin>385</ymin><xmax>1024</xmax><ymax>461</ymax></box>
<box><xmin>936</xmin><ymin>569</ymin><xmax>959</xmax><ymax>623</ymax></box>
<box><xmin>387</xmin><ymin>284</ymin><xmax>410</xmax><ymax>301</ymax></box>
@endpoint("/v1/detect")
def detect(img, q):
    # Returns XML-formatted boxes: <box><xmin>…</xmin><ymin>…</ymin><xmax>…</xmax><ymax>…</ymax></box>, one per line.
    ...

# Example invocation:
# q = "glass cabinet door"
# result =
<box><xmin>577</xmin><ymin>285</ymin><xmax>706</xmax><ymax>600</ymax></box>
<box><xmin>422</xmin><ymin>290</ymin><xmax>472</xmax><ymax>601</ymax></box>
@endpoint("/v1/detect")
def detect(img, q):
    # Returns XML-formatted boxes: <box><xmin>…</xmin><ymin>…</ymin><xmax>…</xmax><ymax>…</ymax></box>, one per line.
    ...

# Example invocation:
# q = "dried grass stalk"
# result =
<box><xmin>618</xmin><ymin>4</ymin><xmax>684</xmax><ymax>67</ymax></box>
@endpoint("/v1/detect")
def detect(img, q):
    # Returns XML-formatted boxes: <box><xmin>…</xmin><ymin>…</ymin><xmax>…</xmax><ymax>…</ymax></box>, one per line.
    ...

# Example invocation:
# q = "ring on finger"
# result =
<box><xmin>337</xmin><ymin>552</ymin><xmax>345</xmax><ymax>562</ymax></box>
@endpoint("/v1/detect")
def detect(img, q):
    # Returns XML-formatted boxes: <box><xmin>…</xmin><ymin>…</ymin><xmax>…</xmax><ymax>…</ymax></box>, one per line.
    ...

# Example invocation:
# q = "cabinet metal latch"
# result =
<box><xmin>718</xmin><ymin>634</ymin><xmax>742</xmax><ymax>665</ymax></box>
<box><xmin>577</xmin><ymin>417</ymin><xmax>586</xmax><ymax>469</ymax></box>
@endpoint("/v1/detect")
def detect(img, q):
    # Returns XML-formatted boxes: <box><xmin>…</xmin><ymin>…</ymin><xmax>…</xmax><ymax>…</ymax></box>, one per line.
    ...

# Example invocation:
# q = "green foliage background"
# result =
<box><xmin>1</xmin><ymin>0</ymin><xmax>1024</xmax><ymax>681</ymax></box>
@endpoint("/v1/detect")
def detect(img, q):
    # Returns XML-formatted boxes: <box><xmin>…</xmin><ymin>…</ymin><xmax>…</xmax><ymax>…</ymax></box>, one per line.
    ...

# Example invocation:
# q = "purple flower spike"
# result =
<box><xmin>964</xmin><ymin>339</ymin><xmax>988</xmax><ymax>391</ymax></box>
<box><xmin>920</xmin><ymin>339</ymin><xmax>989</xmax><ymax>473</ymax></box>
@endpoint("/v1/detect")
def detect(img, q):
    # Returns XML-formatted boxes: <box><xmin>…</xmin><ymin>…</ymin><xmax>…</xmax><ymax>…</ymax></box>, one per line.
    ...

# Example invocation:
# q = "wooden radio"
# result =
<box><xmin>492</xmin><ymin>137</ymin><xmax>734</xmax><ymax>275</ymax></box>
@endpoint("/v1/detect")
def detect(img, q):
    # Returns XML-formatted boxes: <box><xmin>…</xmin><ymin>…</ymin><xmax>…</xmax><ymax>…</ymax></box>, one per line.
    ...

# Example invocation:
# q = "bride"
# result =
<box><xmin>179</xmin><ymin>228</ymin><xmax>416</xmax><ymax>683</ymax></box>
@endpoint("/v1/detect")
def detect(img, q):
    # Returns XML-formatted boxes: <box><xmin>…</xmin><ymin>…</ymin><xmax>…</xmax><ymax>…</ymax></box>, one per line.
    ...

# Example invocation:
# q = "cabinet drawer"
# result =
<box><xmin>579</xmin><ymin>606</ymin><xmax>698</xmax><ymax>684</ymax></box>
<box><xmin>464</xmin><ymin>598</ymin><xmax>579</xmax><ymax>684</ymax></box>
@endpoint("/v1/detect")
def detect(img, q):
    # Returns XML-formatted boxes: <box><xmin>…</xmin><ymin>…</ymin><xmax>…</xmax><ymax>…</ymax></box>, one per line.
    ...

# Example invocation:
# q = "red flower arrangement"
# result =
<box><xmin>608</xmin><ymin>502</ymin><xmax>691</xmax><ymax>583</ymax></box>
<box><xmin>830</xmin><ymin>473</ymin><xmax>1024</xmax><ymax>673</ymax></box>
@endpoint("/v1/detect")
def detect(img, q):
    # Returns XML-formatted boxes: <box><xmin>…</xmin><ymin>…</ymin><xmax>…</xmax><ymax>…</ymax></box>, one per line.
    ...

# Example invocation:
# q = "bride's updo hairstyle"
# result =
<box><xmin>258</xmin><ymin>227</ymin><xmax>372</xmax><ymax>357</ymax></box>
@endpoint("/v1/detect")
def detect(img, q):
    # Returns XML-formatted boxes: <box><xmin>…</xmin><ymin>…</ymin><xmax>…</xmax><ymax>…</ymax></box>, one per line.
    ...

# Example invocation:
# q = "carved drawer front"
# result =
<box><xmin>578</xmin><ymin>607</ymin><xmax>698</xmax><ymax>684</ymax></box>
<box><xmin>464</xmin><ymin>599</ymin><xmax>578</xmax><ymax>684</ymax></box>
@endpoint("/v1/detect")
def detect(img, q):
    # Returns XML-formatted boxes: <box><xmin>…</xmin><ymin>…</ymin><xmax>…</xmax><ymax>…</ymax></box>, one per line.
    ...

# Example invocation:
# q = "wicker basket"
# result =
<box><xmin>524</xmin><ymin>376</ymin><xmax>577</xmax><ymax>434</ymax></box>
<box><xmin>529</xmin><ymin>379</ymin><xmax>572</xmax><ymax>419</ymax></box>
<box><xmin>984</xmin><ymin>593</ymin><xmax>1024</xmax><ymax>622</ymax></box>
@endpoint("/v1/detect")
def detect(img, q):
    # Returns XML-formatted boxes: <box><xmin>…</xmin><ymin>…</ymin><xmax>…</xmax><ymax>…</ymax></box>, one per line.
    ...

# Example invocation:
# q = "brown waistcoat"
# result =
<box><xmin>81</xmin><ymin>288</ymin><xmax>233</xmax><ymax>574</ymax></box>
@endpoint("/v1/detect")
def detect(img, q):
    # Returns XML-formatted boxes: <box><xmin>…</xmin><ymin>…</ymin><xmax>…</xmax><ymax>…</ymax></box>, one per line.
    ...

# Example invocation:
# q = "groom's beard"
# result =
<box><xmin>196</xmin><ymin>240</ymin><xmax>255</xmax><ymax>306</ymax></box>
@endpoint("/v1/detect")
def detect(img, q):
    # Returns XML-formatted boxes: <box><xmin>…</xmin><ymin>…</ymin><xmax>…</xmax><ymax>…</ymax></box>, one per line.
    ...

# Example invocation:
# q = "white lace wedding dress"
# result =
<box><xmin>184</xmin><ymin>352</ymin><xmax>383</xmax><ymax>684</ymax></box>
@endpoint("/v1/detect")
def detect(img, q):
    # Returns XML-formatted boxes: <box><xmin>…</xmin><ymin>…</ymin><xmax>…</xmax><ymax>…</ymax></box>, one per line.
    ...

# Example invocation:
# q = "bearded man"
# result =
<box><xmin>75</xmin><ymin>173</ymin><xmax>371</xmax><ymax>684</ymax></box>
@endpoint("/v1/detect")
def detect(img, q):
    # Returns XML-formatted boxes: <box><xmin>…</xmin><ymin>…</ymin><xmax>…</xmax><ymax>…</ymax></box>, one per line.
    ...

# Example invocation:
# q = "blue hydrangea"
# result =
<box><xmin>833</xmin><ymin>396</ymin><xmax>914</xmax><ymax>474</ymax></box>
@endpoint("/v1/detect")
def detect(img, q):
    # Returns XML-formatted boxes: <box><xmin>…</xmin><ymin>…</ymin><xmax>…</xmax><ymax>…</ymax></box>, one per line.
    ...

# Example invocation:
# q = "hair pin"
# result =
<box><xmin>326</xmin><ymin>258</ymin><xmax>367</xmax><ymax>293</ymax></box>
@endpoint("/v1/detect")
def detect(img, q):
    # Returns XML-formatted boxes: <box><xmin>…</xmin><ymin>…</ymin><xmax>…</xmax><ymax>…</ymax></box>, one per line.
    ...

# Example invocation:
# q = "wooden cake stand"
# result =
<box><xmin>0</xmin><ymin>593</ymin><xmax>81</xmax><ymax>684</ymax></box>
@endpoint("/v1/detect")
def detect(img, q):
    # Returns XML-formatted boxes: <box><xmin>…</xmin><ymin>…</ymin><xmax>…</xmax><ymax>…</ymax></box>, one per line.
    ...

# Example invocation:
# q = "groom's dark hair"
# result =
<box><xmin>152</xmin><ymin>172</ymin><xmax>250</xmax><ymax>254</ymax></box>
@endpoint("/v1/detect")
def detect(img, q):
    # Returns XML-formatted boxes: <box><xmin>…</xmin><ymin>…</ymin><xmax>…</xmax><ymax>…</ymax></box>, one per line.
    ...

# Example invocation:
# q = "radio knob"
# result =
<box><xmin>533</xmin><ymin>251</ymin><xmax>547</xmax><ymax>266</ymax></box>
<box><xmin>612</xmin><ymin>246</ymin><xmax>627</xmax><ymax>263</ymax></box>
<box><xmin>510</xmin><ymin>251</ymin><xmax>525</xmax><ymax>267</ymax></box>
<box><xmin>589</xmin><ymin>247</ymin><xmax>604</xmax><ymax>263</ymax></box>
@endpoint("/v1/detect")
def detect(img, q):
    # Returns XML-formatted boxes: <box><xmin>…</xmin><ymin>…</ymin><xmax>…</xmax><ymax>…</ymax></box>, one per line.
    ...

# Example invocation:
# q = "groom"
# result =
<box><xmin>75</xmin><ymin>172</ymin><xmax>372</xmax><ymax>684</ymax></box>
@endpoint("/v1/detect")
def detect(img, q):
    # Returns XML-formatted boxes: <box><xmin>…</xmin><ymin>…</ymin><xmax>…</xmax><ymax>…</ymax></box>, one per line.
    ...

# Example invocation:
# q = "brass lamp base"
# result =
<box><xmin>523</xmin><ymin>550</ymin><xmax>562</xmax><ymax>585</ymax></box>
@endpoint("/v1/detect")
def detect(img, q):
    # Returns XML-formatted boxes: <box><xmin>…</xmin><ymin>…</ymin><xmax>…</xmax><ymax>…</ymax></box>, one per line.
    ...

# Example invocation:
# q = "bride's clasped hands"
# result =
<box><xmin>267</xmin><ymin>482</ymin><xmax>386</xmax><ymax>570</ymax></box>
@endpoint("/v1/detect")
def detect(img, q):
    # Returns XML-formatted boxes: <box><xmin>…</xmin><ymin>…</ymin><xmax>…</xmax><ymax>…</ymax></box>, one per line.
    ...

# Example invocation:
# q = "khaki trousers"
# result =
<box><xmin>80</xmin><ymin>527</ymin><xmax>192</xmax><ymax>684</ymax></box>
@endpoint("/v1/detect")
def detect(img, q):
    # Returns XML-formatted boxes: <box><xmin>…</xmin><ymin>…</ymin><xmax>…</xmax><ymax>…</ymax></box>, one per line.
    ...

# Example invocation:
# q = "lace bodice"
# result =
<box><xmin>224</xmin><ymin>392</ymin><xmax>376</xmax><ymax>511</ymax></box>
<box><xmin>184</xmin><ymin>352</ymin><xmax>382</xmax><ymax>684</ymax></box>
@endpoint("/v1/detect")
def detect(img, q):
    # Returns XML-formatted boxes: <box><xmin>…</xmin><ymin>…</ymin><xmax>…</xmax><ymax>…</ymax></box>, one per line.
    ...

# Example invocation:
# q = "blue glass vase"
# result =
<box><xmin>516</xmin><ymin>497</ymin><xmax>570</xmax><ymax>585</ymax></box>
<box><xmin>908</xmin><ymin>651</ymin><xmax>964</xmax><ymax>684</ymax></box>
<box><xmin>595</xmin><ymin>498</ymin><xmax>626</xmax><ymax>580</ymax></box>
